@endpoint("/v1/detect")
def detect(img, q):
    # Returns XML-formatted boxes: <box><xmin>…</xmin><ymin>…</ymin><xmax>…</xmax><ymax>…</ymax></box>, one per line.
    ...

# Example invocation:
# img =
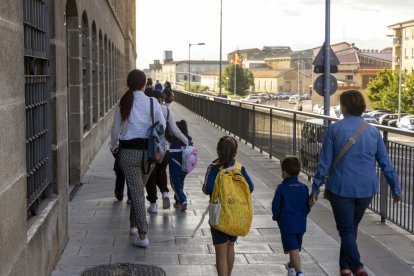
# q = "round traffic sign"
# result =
<box><xmin>314</xmin><ymin>74</ymin><xmax>337</xmax><ymax>96</ymax></box>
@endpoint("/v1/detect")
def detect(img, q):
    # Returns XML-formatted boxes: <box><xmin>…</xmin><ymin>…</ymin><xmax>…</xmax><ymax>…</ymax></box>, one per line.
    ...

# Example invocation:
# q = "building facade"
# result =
<box><xmin>0</xmin><ymin>1</ymin><xmax>136</xmax><ymax>275</ymax></box>
<box><xmin>388</xmin><ymin>19</ymin><xmax>414</xmax><ymax>73</ymax></box>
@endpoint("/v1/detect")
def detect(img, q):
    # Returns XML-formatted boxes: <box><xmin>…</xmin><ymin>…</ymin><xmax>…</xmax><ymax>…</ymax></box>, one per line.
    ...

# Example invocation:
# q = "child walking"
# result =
<box><xmin>203</xmin><ymin>136</ymin><xmax>254</xmax><ymax>276</ymax></box>
<box><xmin>169</xmin><ymin>120</ymin><xmax>192</xmax><ymax>212</ymax></box>
<box><xmin>272</xmin><ymin>156</ymin><xmax>310</xmax><ymax>276</ymax></box>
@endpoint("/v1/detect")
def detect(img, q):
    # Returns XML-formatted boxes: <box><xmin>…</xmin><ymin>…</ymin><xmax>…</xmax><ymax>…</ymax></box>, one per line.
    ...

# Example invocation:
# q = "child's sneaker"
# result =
<box><xmin>147</xmin><ymin>203</ymin><xmax>158</xmax><ymax>213</ymax></box>
<box><xmin>132</xmin><ymin>236</ymin><xmax>149</xmax><ymax>248</ymax></box>
<box><xmin>162</xmin><ymin>192</ymin><xmax>170</xmax><ymax>209</ymax></box>
<box><xmin>285</xmin><ymin>263</ymin><xmax>296</xmax><ymax>276</ymax></box>
<box><xmin>297</xmin><ymin>272</ymin><xmax>305</xmax><ymax>276</ymax></box>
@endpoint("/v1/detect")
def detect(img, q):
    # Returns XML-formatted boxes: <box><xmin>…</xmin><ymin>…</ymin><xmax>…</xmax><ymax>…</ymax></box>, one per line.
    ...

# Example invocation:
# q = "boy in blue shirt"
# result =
<box><xmin>272</xmin><ymin>156</ymin><xmax>310</xmax><ymax>276</ymax></box>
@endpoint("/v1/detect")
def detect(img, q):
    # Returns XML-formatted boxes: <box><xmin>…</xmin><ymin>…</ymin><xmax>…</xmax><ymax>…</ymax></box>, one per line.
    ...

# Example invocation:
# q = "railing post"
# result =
<box><xmin>239</xmin><ymin>102</ymin><xmax>242</xmax><ymax>141</ymax></box>
<box><xmin>252</xmin><ymin>105</ymin><xmax>256</xmax><ymax>149</ymax></box>
<box><xmin>269</xmin><ymin>109</ymin><xmax>273</xmax><ymax>158</ymax></box>
<box><xmin>293</xmin><ymin>113</ymin><xmax>297</xmax><ymax>155</ymax></box>
<box><xmin>380</xmin><ymin>130</ymin><xmax>389</xmax><ymax>223</ymax></box>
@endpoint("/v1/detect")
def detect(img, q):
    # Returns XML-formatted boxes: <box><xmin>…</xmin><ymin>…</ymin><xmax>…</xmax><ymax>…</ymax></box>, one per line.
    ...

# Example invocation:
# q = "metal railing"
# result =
<box><xmin>174</xmin><ymin>90</ymin><xmax>414</xmax><ymax>234</ymax></box>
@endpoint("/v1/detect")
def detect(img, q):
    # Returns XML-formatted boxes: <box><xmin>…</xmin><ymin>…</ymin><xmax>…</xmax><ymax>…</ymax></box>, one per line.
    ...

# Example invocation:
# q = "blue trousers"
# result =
<box><xmin>328</xmin><ymin>190</ymin><xmax>372</xmax><ymax>273</ymax></box>
<box><xmin>169</xmin><ymin>153</ymin><xmax>187</xmax><ymax>204</ymax></box>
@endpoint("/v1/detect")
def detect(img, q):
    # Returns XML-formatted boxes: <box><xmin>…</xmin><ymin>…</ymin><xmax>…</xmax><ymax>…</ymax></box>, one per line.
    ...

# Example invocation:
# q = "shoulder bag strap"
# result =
<box><xmin>328</xmin><ymin>121</ymin><xmax>369</xmax><ymax>177</ymax></box>
<box><xmin>150</xmin><ymin>98</ymin><xmax>154</xmax><ymax>126</ymax></box>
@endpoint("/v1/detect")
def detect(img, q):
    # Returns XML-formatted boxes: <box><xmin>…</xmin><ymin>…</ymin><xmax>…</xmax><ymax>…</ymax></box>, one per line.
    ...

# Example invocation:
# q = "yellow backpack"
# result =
<box><xmin>209</xmin><ymin>162</ymin><xmax>253</xmax><ymax>237</ymax></box>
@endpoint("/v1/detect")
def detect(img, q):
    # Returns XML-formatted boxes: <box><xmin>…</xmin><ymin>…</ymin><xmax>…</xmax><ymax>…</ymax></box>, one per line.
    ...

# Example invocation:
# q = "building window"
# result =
<box><xmin>192</xmin><ymin>75</ymin><xmax>196</xmax><ymax>81</ymax></box>
<box><xmin>82</xmin><ymin>12</ymin><xmax>90</xmax><ymax>132</ymax></box>
<box><xmin>92</xmin><ymin>23</ymin><xmax>98</xmax><ymax>124</ymax></box>
<box><xmin>24</xmin><ymin>0</ymin><xmax>51</xmax><ymax>217</ymax></box>
<box><xmin>405</xmin><ymin>48</ymin><xmax>409</xmax><ymax>59</ymax></box>
<box><xmin>184</xmin><ymin>75</ymin><xmax>188</xmax><ymax>81</ymax></box>
<box><xmin>346</xmin><ymin>75</ymin><xmax>353</xmax><ymax>81</ymax></box>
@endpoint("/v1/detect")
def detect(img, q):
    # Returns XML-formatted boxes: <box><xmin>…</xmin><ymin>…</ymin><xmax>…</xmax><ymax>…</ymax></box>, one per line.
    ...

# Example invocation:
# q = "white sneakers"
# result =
<box><xmin>162</xmin><ymin>192</ymin><xmax>170</xmax><ymax>209</ymax></box>
<box><xmin>131</xmin><ymin>235</ymin><xmax>149</xmax><ymax>248</ymax></box>
<box><xmin>147</xmin><ymin>203</ymin><xmax>158</xmax><ymax>213</ymax></box>
<box><xmin>285</xmin><ymin>263</ymin><xmax>296</xmax><ymax>276</ymax></box>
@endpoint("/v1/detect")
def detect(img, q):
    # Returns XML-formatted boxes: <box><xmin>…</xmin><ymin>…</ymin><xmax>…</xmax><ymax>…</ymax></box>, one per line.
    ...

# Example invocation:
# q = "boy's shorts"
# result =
<box><xmin>210</xmin><ymin>227</ymin><xmax>237</xmax><ymax>245</ymax></box>
<box><xmin>281</xmin><ymin>232</ymin><xmax>304</xmax><ymax>253</ymax></box>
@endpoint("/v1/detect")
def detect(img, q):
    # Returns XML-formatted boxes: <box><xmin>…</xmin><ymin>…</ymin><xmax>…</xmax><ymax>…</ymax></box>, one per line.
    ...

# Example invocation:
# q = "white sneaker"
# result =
<box><xmin>285</xmin><ymin>263</ymin><xmax>296</xmax><ymax>276</ymax></box>
<box><xmin>297</xmin><ymin>273</ymin><xmax>304</xmax><ymax>276</ymax></box>
<box><xmin>129</xmin><ymin>227</ymin><xmax>138</xmax><ymax>235</ymax></box>
<box><xmin>162</xmin><ymin>192</ymin><xmax>170</xmax><ymax>209</ymax></box>
<box><xmin>147</xmin><ymin>203</ymin><xmax>158</xmax><ymax>213</ymax></box>
<box><xmin>132</xmin><ymin>236</ymin><xmax>149</xmax><ymax>248</ymax></box>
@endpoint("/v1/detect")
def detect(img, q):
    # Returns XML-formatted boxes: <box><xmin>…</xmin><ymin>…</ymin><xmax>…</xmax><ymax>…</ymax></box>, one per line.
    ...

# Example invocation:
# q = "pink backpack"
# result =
<box><xmin>182</xmin><ymin>146</ymin><xmax>198</xmax><ymax>173</ymax></box>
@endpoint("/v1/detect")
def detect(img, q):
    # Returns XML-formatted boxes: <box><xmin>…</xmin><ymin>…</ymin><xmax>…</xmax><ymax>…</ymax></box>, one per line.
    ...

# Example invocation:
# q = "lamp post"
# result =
<box><xmin>387</xmin><ymin>34</ymin><xmax>403</xmax><ymax>121</ymax></box>
<box><xmin>188</xmin><ymin>42</ymin><xmax>205</xmax><ymax>92</ymax></box>
<box><xmin>219</xmin><ymin>0</ymin><xmax>223</xmax><ymax>97</ymax></box>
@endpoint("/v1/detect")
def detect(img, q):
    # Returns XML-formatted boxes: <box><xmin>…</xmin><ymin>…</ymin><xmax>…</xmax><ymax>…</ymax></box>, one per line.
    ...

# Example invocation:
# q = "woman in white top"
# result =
<box><xmin>110</xmin><ymin>69</ymin><xmax>166</xmax><ymax>248</ymax></box>
<box><xmin>144</xmin><ymin>89</ymin><xmax>188</xmax><ymax>213</ymax></box>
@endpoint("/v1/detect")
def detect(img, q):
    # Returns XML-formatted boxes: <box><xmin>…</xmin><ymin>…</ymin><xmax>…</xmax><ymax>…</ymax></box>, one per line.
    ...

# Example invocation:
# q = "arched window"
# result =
<box><xmin>81</xmin><ymin>11</ymin><xmax>90</xmax><ymax>132</ymax></box>
<box><xmin>92</xmin><ymin>22</ymin><xmax>98</xmax><ymax>124</ymax></box>
<box><xmin>99</xmin><ymin>31</ymin><xmax>104</xmax><ymax>117</ymax></box>
<box><xmin>108</xmin><ymin>40</ymin><xmax>112</xmax><ymax>108</ymax></box>
<box><xmin>104</xmin><ymin>36</ymin><xmax>109</xmax><ymax>112</ymax></box>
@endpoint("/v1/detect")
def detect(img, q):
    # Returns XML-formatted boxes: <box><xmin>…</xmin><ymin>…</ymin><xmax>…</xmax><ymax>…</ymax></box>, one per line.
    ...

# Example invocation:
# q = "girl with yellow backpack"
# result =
<box><xmin>202</xmin><ymin>136</ymin><xmax>254</xmax><ymax>276</ymax></box>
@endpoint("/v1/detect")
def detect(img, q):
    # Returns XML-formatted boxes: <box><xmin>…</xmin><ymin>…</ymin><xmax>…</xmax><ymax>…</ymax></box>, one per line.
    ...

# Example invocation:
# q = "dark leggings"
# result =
<box><xmin>146</xmin><ymin>151</ymin><xmax>170</xmax><ymax>203</ymax></box>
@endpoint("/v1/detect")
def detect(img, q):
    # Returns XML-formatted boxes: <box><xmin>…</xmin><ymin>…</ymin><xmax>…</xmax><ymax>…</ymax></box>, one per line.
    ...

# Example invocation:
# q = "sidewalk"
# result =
<box><xmin>52</xmin><ymin>103</ymin><xmax>414</xmax><ymax>276</ymax></box>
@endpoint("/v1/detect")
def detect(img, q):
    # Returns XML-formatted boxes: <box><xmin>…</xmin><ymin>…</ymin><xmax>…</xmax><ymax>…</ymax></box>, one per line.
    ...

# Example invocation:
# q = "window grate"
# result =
<box><xmin>23</xmin><ymin>0</ymin><xmax>51</xmax><ymax>216</ymax></box>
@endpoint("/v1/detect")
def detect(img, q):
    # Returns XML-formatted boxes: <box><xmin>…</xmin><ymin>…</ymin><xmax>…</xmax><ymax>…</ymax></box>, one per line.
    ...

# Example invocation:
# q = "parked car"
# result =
<box><xmin>388</xmin><ymin>119</ymin><xmax>398</xmax><ymax>127</ymax></box>
<box><xmin>257</xmin><ymin>93</ymin><xmax>270</xmax><ymax>101</ymax></box>
<box><xmin>317</xmin><ymin>107</ymin><xmax>342</xmax><ymax>118</ymax></box>
<box><xmin>269</xmin><ymin>93</ymin><xmax>280</xmax><ymax>100</ymax></box>
<box><xmin>242</xmin><ymin>95</ymin><xmax>262</xmax><ymax>104</ymax></box>
<box><xmin>361</xmin><ymin>113</ymin><xmax>378</xmax><ymax>124</ymax></box>
<box><xmin>397</xmin><ymin>115</ymin><xmax>414</xmax><ymax>131</ymax></box>
<box><xmin>288</xmin><ymin>95</ymin><xmax>300</xmax><ymax>104</ymax></box>
<box><xmin>302</xmin><ymin>93</ymin><xmax>311</xmax><ymax>100</ymax></box>
<box><xmin>313</xmin><ymin>104</ymin><xmax>323</xmax><ymax>114</ymax></box>
<box><xmin>276</xmin><ymin>92</ymin><xmax>290</xmax><ymax>99</ymax></box>
<box><xmin>378</xmin><ymin>113</ymin><xmax>407</xmax><ymax>125</ymax></box>
<box><xmin>367</xmin><ymin>110</ymin><xmax>392</xmax><ymax>120</ymax></box>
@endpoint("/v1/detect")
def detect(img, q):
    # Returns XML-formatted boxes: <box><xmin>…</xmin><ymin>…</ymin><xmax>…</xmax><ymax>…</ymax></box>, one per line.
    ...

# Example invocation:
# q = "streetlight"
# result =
<box><xmin>188</xmin><ymin>42</ymin><xmax>205</xmax><ymax>92</ymax></box>
<box><xmin>219</xmin><ymin>0</ymin><xmax>223</xmax><ymax>97</ymax></box>
<box><xmin>387</xmin><ymin>34</ymin><xmax>402</xmax><ymax>122</ymax></box>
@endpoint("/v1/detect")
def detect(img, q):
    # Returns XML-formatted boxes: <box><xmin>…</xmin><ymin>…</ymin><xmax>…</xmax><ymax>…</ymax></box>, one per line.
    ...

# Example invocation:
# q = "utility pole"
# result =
<box><xmin>323</xmin><ymin>0</ymin><xmax>331</xmax><ymax>118</ymax></box>
<box><xmin>219</xmin><ymin>0</ymin><xmax>223</xmax><ymax>97</ymax></box>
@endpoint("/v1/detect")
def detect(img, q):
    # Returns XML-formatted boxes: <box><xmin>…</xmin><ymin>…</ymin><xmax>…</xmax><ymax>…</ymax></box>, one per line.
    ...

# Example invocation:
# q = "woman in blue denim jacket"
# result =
<box><xmin>310</xmin><ymin>90</ymin><xmax>401</xmax><ymax>276</ymax></box>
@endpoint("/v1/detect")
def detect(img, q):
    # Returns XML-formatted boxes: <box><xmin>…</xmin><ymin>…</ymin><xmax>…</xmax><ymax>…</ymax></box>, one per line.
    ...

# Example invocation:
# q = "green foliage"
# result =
<box><xmin>367</xmin><ymin>69</ymin><xmax>414</xmax><ymax>114</ymax></box>
<box><xmin>184</xmin><ymin>83</ymin><xmax>210</xmax><ymax>93</ymax></box>
<box><xmin>221</xmin><ymin>64</ymin><xmax>254</xmax><ymax>96</ymax></box>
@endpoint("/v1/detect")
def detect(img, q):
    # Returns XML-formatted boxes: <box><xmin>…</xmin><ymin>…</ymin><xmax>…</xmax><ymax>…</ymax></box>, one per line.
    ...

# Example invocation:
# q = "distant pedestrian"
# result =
<box><xmin>154</xmin><ymin>80</ymin><xmax>163</xmax><ymax>91</ymax></box>
<box><xmin>144</xmin><ymin>89</ymin><xmax>189</xmax><ymax>213</ymax></box>
<box><xmin>169</xmin><ymin>120</ymin><xmax>192</xmax><ymax>211</ymax></box>
<box><xmin>146</xmin><ymin>77</ymin><xmax>153</xmax><ymax>89</ymax></box>
<box><xmin>163</xmin><ymin>81</ymin><xmax>174</xmax><ymax>107</ymax></box>
<box><xmin>202</xmin><ymin>136</ymin><xmax>254</xmax><ymax>276</ymax></box>
<box><xmin>272</xmin><ymin>156</ymin><xmax>310</xmax><ymax>276</ymax></box>
<box><xmin>310</xmin><ymin>90</ymin><xmax>401</xmax><ymax>276</ymax></box>
<box><xmin>110</xmin><ymin>69</ymin><xmax>166</xmax><ymax>248</ymax></box>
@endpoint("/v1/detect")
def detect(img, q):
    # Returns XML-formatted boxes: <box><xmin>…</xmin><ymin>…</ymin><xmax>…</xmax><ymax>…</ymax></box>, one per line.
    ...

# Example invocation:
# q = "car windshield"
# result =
<box><xmin>409</xmin><ymin>119</ymin><xmax>414</xmax><ymax>124</ymax></box>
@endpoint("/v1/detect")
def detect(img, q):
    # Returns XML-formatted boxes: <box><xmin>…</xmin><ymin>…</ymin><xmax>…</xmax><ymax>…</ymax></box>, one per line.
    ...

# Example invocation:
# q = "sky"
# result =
<box><xmin>136</xmin><ymin>0</ymin><xmax>414</xmax><ymax>69</ymax></box>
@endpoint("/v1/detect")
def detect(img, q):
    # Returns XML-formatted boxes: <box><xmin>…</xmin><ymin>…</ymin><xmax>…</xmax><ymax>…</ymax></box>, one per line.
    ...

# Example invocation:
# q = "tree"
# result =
<box><xmin>367</xmin><ymin>69</ymin><xmax>414</xmax><ymax>114</ymax></box>
<box><xmin>221</xmin><ymin>64</ymin><xmax>254</xmax><ymax>96</ymax></box>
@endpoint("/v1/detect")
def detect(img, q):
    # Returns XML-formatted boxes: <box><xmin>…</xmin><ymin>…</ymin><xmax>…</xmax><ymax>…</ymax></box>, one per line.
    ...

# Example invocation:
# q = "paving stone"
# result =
<box><xmin>178</xmin><ymin>253</ymin><xmax>248</xmax><ymax>265</ymax></box>
<box><xmin>111</xmin><ymin>254</ymin><xmax>180</xmax><ymax>265</ymax></box>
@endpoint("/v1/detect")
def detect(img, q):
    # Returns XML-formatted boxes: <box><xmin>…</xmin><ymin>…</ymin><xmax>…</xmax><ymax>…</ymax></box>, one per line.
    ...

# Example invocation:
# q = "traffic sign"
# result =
<box><xmin>313</xmin><ymin>43</ymin><xmax>340</xmax><ymax>66</ymax></box>
<box><xmin>314</xmin><ymin>65</ymin><xmax>338</xmax><ymax>74</ymax></box>
<box><xmin>314</xmin><ymin>74</ymin><xmax>337</xmax><ymax>96</ymax></box>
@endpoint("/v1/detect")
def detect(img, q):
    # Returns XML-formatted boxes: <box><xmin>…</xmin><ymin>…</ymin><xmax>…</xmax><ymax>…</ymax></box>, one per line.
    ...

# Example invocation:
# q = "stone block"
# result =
<box><xmin>0</xmin><ymin>101</ymin><xmax>26</xmax><ymax>193</ymax></box>
<box><xmin>0</xmin><ymin>177</ymin><xmax>26</xmax><ymax>276</ymax></box>
<box><xmin>0</xmin><ymin>0</ymin><xmax>22</xmax><ymax>23</ymax></box>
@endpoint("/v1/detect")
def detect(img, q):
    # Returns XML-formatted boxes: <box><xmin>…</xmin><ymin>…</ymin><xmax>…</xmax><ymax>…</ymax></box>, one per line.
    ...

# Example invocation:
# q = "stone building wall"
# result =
<box><xmin>0</xmin><ymin>1</ymin><xmax>136</xmax><ymax>275</ymax></box>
